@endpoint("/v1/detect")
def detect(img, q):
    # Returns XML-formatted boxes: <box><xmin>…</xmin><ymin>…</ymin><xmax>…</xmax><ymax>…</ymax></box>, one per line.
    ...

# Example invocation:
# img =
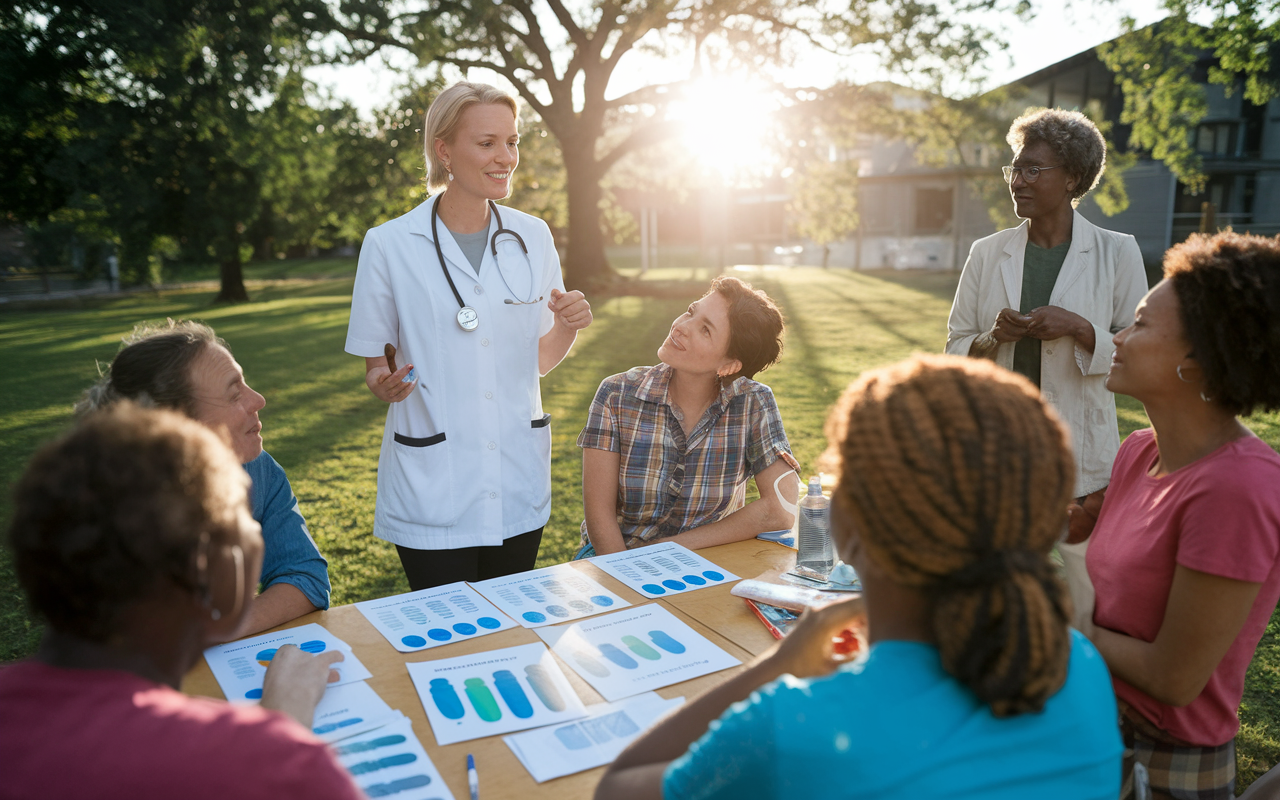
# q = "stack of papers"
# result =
<box><xmin>310</xmin><ymin>681</ymin><xmax>404</xmax><ymax>744</ymax></box>
<box><xmin>202</xmin><ymin>623</ymin><xmax>373</xmax><ymax>701</ymax></box>
<box><xmin>471</xmin><ymin>563</ymin><xmax>629</xmax><ymax>628</ymax></box>
<box><xmin>354</xmin><ymin>582</ymin><xmax>516</xmax><ymax>652</ymax></box>
<box><xmin>589</xmin><ymin>542</ymin><xmax>739</xmax><ymax>599</ymax></box>
<box><xmin>332</xmin><ymin>716</ymin><xmax>455</xmax><ymax>800</ymax></box>
<box><xmin>504</xmin><ymin>693</ymin><xmax>685</xmax><ymax>782</ymax></box>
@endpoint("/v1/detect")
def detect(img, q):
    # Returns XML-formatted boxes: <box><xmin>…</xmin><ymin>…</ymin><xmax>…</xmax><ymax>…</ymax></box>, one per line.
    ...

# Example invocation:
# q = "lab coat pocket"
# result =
<box><xmin>384</xmin><ymin>432</ymin><xmax>460</xmax><ymax>527</ymax></box>
<box><xmin>524</xmin><ymin>417</ymin><xmax>552</xmax><ymax>512</ymax></box>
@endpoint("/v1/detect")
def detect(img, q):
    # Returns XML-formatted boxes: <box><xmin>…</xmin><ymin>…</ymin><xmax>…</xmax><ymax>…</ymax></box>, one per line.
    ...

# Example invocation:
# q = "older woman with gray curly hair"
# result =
<box><xmin>945</xmin><ymin>108</ymin><xmax>1148</xmax><ymax>611</ymax></box>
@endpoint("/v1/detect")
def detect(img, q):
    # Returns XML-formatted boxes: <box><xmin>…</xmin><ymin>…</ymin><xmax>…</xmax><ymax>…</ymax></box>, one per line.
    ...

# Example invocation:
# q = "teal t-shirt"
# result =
<box><xmin>1012</xmin><ymin>240</ymin><xmax>1070</xmax><ymax>387</ymax></box>
<box><xmin>662</xmin><ymin>630</ymin><xmax>1120</xmax><ymax>800</ymax></box>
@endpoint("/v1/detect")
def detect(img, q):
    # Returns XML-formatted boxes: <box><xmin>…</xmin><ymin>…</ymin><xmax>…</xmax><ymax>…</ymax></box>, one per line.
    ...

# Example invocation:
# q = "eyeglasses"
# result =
<box><xmin>1002</xmin><ymin>164</ymin><xmax>1064</xmax><ymax>184</ymax></box>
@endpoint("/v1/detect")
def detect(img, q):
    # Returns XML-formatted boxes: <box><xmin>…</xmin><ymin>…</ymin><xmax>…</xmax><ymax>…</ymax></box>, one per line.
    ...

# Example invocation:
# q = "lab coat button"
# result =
<box><xmin>474</xmin><ymin>285</ymin><xmax>483</xmax><ymax>295</ymax></box>
<box><xmin>485</xmin><ymin>391</ymin><xmax>493</xmax><ymax>399</ymax></box>
<box><xmin>487</xmin><ymin>442</ymin><xmax>496</xmax><ymax>450</ymax></box>
<box><xmin>489</xmin><ymin>492</ymin><xmax>497</xmax><ymax>499</ymax></box>
<box><xmin>1046</xmin><ymin>348</ymin><xmax>1054</xmax><ymax>355</ymax></box>
<box><xmin>481</xmin><ymin>338</ymin><xmax>490</xmax><ymax>347</ymax></box>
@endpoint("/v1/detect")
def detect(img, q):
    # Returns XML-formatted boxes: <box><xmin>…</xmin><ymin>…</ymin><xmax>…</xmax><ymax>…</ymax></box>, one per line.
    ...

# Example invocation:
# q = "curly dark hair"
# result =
<box><xmin>1162</xmin><ymin>231</ymin><xmax>1280</xmax><ymax>416</ymax></box>
<box><xmin>76</xmin><ymin>319</ymin><xmax>225</xmax><ymax>417</ymax></box>
<box><xmin>1007</xmin><ymin>108</ymin><xmax>1107</xmax><ymax>203</ymax></box>
<box><xmin>9</xmin><ymin>403</ymin><xmax>250</xmax><ymax>642</ymax></box>
<box><xmin>709</xmin><ymin>275</ymin><xmax>785</xmax><ymax>381</ymax></box>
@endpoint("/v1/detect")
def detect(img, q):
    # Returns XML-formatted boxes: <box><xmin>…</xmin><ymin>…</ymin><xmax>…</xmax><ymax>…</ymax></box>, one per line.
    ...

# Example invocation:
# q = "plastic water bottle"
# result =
<box><xmin>795</xmin><ymin>477</ymin><xmax>833</xmax><ymax>580</ymax></box>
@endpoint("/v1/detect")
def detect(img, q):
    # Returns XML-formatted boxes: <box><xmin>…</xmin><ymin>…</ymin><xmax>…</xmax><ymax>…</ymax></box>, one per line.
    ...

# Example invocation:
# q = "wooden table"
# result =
<box><xmin>182</xmin><ymin>539</ymin><xmax>796</xmax><ymax>799</ymax></box>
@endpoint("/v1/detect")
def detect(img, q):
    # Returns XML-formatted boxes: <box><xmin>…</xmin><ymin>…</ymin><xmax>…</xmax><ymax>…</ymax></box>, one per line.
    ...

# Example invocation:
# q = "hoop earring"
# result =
<box><xmin>1201</xmin><ymin>390</ymin><xmax>1214</xmax><ymax>403</ymax></box>
<box><xmin>1176</xmin><ymin>365</ymin><xmax>1195</xmax><ymax>383</ymax></box>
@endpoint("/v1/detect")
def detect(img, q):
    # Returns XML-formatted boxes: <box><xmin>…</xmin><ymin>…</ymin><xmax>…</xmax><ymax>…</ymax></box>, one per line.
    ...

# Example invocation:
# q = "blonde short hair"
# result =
<box><xmin>423</xmin><ymin>82</ymin><xmax>519</xmax><ymax>192</ymax></box>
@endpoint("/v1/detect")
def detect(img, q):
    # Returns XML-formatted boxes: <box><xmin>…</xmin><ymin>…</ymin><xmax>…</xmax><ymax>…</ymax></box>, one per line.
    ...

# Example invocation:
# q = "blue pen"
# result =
<box><xmin>467</xmin><ymin>753</ymin><xmax>479</xmax><ymax>800</ymax></box>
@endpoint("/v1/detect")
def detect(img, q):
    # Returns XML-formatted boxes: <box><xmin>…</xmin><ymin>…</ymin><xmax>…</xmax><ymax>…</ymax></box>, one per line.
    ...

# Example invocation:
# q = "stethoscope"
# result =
<box><xmin>430</xmin><ymin>197</ymin><xmax>541</xmax><ymax>332</ymax></box>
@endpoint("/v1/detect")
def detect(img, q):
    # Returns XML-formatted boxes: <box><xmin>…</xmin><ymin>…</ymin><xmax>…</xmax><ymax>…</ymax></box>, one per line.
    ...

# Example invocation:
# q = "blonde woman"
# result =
<box><xmin>346</xmin><ymin>81</ymin><xmax>592</xmax><ymax>590</ymax></box>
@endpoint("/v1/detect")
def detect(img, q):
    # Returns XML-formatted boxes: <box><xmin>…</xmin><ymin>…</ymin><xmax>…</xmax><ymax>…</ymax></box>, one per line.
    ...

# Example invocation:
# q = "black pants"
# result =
<box><xmin>396</xmin><ymin>527</ymin><xmax>543</xmax><ymax>591</ymax></box>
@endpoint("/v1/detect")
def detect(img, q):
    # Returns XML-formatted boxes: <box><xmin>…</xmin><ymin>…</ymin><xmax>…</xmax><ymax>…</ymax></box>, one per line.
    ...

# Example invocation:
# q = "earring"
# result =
<box><xmin>210</xmin><ymin>608</ymin><xmax>222</xmax><ymax>621</ymax></box>
<box><xmin>1176</xmin><ymin>365</ymin><xmax>1194</xmax><ymax>383</ymax></box>
<box><xmin>1201</xmin><ymin>390</ymin><xmax>1214</xmax><ymax>403</ymax></box>
<box><xmin>446</xmin><ymin>164</ymin><xmax>454</xmax><ymax>182</ymax></box>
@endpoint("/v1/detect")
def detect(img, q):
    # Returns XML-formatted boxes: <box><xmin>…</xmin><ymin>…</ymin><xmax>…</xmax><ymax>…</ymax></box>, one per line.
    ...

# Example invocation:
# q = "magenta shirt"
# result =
<box><xmin>1087</xmin><ymin>428</ymin><xmax>1280</xmax><ymax>745</ymax></box>
<box><xmin>0</xmin><ymin>661</ymin><xmax>364</xmax><ymax>800</ymax></box>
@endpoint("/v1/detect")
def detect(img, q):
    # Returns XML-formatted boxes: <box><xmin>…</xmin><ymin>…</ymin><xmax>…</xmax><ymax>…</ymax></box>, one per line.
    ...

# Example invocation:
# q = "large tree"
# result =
<box><xmin>330</xmin><ymin>0</ymin><xmax>1022</xmax><ymax>287</ymax></box>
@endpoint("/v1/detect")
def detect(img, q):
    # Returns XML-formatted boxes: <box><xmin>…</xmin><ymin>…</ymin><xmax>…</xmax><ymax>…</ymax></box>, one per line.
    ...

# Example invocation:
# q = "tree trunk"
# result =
<box><xmin>561</xmin><ymin>151</ymin><xmax>610</xmax><ymax>289</ymax></box>
<box><xmin>215</xmin><ymin>244</ymin><xmax>249</xmax><ymax>303</ymax></box>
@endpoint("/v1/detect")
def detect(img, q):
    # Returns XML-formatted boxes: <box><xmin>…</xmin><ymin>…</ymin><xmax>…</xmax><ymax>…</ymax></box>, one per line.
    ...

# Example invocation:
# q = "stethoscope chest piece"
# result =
<box><xmin>457</xmin><ymin>306</ymin><xmax>479</xmax><ymax>332</ymax></box>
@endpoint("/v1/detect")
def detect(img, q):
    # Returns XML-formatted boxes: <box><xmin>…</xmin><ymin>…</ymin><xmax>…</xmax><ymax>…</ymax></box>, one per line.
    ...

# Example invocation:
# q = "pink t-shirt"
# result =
<box><xmin>0</xmin><ymin>661</ymin><xmax>364</xmax><ymax>800</ymax></box>
<box><xmin>1087</xmin><ymin>428</ymin><xmax>1280</xmax><ymax>746</ymax></box>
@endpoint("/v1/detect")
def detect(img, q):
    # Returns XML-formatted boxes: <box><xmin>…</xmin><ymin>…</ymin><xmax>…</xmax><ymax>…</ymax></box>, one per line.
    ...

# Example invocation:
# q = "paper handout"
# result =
<box><xmin>355</xmin><ymin>582</ymin><xmax>517</xmax><ymax>652</ymax></box>
<box><xmin>536</xmin><ymin>604</ymin><xmax>741</xmax><ymax>702</ymax></box>
<box><xmin>470</xmin><ymin>563</ymin><xmax>629</xmax><ymax>628</ymax></box>
<box><xmin>589</xmin><ymin>541</ymin><xmax>738</xmax><ymax>599</ymax></box>
<box><xmin>504</xmin><ymin>693</ymin><xmax>685</xmax><ymax>783</ymax></box>
<box><xmin>203</xmin><ymin>623</ymin><xmax>373</xmax><ymax>701</ymax></box>
<box><xmin>310</xmin><ymin>681</ymin><xmax>402</xmax><ymax>743</ymax></box>
<box><xmin>407</xmin><ymin>642</ymin><xmax>588</xmax><ymax>745</ymax></box>
<box><xmin>331</xmin><ymin>715</ymin><xmax>456</xmax><ymax>800</ymax></box>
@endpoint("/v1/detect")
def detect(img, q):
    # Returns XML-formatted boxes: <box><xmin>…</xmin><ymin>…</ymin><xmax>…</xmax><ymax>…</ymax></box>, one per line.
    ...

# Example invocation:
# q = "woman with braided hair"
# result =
<box><xmin>596</xmin><ymin>355</ymin><xmax>1121</xmax><ymax>800</ymax></box>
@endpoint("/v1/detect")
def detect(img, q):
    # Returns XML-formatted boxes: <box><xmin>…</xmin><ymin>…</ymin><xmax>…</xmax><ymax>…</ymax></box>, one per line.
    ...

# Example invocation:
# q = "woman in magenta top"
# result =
<box><xmin>1079</xmin><ymin>231</ymin><xmax>1280</xmax><ymax>799</ymax></box>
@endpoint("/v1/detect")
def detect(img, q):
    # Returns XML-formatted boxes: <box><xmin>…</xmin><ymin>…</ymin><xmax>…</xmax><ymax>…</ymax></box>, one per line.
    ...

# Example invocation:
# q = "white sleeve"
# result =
<box><xmin>537</xmin><ymin>220</ymin><xmax>566</xmax><ymax>338</ymax></box>
<box><xmin>345</xmin><ymin>226</ymin><xmax>399</xmax><ymax>357</ymax></box>
<box><xmin>946</xmin><ymin>241</ymin><xmax>987</xmax><ymax>356</ymax></box>
<box><xmin>1076</xmin><ymin>236</ymin><xmax>1147</xmax><ymax>376</ymax></box>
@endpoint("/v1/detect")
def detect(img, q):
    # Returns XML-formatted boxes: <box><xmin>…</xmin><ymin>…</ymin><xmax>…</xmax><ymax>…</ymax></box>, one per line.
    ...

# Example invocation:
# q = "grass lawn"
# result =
<box><xmin>1</xmin><ymin>262</ymin><xmax>1277</xmax><ymax>790</ymax></box>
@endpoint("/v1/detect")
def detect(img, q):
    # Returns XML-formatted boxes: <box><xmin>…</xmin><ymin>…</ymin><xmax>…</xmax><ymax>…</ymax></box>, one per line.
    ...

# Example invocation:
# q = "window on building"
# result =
<box><xmin>1195</xmin><ymin>122</ymin><xmax>1240</xmax><ymax>157</ymax></box>
<box><xmin>914</xmin><ymin>187</ymin><xmax>953</xmax><ymax>234</ymax></box>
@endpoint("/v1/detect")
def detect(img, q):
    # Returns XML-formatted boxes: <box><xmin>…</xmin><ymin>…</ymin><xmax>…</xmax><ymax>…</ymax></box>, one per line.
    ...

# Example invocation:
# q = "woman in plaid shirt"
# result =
<box><xmin>576</xmin><ymin>276</ymin><xmax>799</xmax><ymax>558</ymax></box>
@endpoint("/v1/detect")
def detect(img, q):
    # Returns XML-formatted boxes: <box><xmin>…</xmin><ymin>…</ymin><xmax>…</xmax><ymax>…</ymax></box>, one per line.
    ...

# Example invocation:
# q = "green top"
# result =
<box><xmin>1012</xmin><ymin>239</ymin><xmax>1071</xmax><ymax>387</ymax></box>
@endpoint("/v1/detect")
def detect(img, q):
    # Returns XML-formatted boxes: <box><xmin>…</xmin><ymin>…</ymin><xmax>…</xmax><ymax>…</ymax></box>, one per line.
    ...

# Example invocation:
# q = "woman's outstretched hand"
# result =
<box><xmin>259</xmin><ymin>644</ymin><xmax>344</xmax><ymax>728</ymax></box>
<box><xmin>365</xmin><ymin>361</ymin><xmax>417</xmax><ymax>403</ymax></box>
<box><xmin>769</xmin><ymin>595</ymin><xmax>868</xmax><ymax>680</ymax></box>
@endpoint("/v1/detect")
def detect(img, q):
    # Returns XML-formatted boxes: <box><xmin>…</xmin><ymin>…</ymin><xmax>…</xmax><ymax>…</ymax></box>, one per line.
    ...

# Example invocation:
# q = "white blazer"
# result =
<box><xmin>946</xmin><ymin>210</ymin><xmax>1148</xmax><ymax>496</ymax></box>
<box><xmin>345</xmin><ymin>194</ymin><xmax>565</xmax><ymax>549</ymax></box>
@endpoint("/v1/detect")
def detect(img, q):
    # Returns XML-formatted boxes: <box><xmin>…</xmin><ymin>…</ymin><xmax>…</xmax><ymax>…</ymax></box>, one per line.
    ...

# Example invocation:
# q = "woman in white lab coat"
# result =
<box><xmin>345</xmin><ymin>82</ymin><xmax>592</xmax><ymax>590</ymax></box>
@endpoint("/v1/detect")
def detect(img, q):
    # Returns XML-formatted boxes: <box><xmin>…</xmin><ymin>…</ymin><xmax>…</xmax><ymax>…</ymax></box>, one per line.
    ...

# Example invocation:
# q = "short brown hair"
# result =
<box><xmin>709</xmin><ymin>276</ymin><xmax>785</xmax><ymax>381</ymax></box>
<box><xmin>1162</xmin><ymin>231</ymin><xmax>1280</xmax><ymax>416</ymax></box>
<box><xmin>9</xmin><ymin>403</ymin><xmax>250</xmax><ymax>641</ymax></box>
<box><xmin>77</xmin><ymin>319</ymin><xmax>224</xmax><ymax>417</ymax></box>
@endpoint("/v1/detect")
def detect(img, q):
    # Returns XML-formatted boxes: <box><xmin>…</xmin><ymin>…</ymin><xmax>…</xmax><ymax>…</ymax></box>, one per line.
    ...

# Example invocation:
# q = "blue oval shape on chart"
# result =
<box><xmin>245</xmin><ymin>688</ymin><xmax>263</xmax><ymax>700</ymax></box>
<box><xmin>682</xmin><ymin>574</ymin><xmax>707</xmax><ymax>586</ymax></box>
<box><xmin>662</xmin><ymin>579</ymin><xmax>686</xmax><ymax>591</ymax></box>
<box><xmin>401</xmin><ymin>635</ymin><xmax>427</xmax><ymax>648</ymax></box>
<box><xmin>452</xmin><ymin>623</ymin><xmax>477</xmax><ymax>636</ymax></box>
<box><xmin>703</xmin><ymin>570</ymin><xmax>725</xmax><ymax>581</ymax></box>
<box><xmin>476</xmin><ymin>617</ymin><xmax>502</xmax><ymax>629</ymax></box>
<box><xmin>427</xmin><ymin>628</ymin><xmax>452</xmax><ymax>641</ymax></box>
<box><xmin>590</xmin><ymin>595</ymin><xmax>614</xmax><ymax>607</ymax></box>
<box><xmin>642</xmin><ymin>584</ymin><xmax>665</xmax><ymax>595</ymax></box>
<box><xmin>299</xmin><ymin>640</ymin><xmax>326</xmax><ymax>653</ymax></box>
<box><xmin>523</xmin><ymin>611</ymin><xmax>547</xmax><ymax>624</ymax></box>
<box><xmin>545</xmin><ymin>605</ymin><xmax>569</xmax><ymax>618</ymax></box>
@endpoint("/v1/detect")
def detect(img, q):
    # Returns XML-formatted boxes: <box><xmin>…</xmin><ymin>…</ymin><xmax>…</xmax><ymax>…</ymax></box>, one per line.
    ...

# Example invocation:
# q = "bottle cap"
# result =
<box><xmin>807</xmin><ymin>477</ymin><xmax>822</xmax><ymax>495</ymax></box>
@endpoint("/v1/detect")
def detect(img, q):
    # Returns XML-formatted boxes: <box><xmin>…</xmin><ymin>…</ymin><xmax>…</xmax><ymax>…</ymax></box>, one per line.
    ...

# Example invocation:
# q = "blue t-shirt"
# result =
<box><xmin>244</xmin><ymin>451</ymin><xmax>331</xmax><ymax>610</ymax></box>
<box><xmin>664</xmin><ymin>630</ymin><xmax>1120</xmax><ymax>800</ymax></box>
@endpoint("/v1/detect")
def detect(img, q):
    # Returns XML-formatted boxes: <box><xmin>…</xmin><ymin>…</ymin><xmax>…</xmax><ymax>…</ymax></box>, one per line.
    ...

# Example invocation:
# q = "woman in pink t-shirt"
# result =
<box><xmin>0</xmin><ymin>404</ymin><xmax>363</xmax><ymax>800</ymax></box>
<box><xmin>1078</xmin><ymin>231</ymin><xmax>1280</xmax><ymax>799</ymax></box>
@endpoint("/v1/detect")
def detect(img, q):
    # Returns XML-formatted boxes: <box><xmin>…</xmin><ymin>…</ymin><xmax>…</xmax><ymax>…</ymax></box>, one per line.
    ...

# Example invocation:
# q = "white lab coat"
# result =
<box><xmin>345</xmin><ymin>194</ymin><xmax>564</xmax><ymax>549</ymax></box>
<box><xmin>945</xmin><ymin>210</ymin><xmax>1148</xmax><ymax>497</ymax></box>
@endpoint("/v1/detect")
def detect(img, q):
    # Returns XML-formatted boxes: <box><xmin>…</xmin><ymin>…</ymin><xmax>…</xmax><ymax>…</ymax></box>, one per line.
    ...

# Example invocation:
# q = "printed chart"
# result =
<box><xmin>406</xmin><ymin>642</ymin><xmax>587</xmax><ymax>746</ymax></box>
<box><xmin>332</xmin><ymin>716</ymin><xmax>455</xmax><ymax>800</ymax></box>
<box><xmin>470</xmin><ymin>563</ymin><xmax>629</xmax><ymax>628</ymax></box>
<box><xmin>355</xmin><ymin>582</ymin><xmax>516</xmax><ymax>652</ymax></box>
<box><xmin>536</xmin><ymin>604</ymin><xmax>740</xmax><ymax>702</ymax></box>
<box><xmin>203</xmin><ymin>623</ymin><xmax>372</xmax><ymax>701</ymax></box>
<box><xmin>311</xmin><ymin>681</ymin><xmax>402</xmax><ymax>744</ymax></box>
<box><xmin>504</xmin><ymin>693</ymin><xmax>685</xmax><ymax>783</ymax></box>
<box><xmin>589</xmin><ymin>541</ymin><xmax>738</xmax><ymax>599</ymax></box>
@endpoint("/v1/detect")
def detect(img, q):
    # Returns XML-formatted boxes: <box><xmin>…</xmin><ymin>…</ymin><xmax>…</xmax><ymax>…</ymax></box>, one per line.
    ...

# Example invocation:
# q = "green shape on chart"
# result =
<box><xmin>622</xmin><ymin>634</ymin><xmax>662</xmax><ymax>661</ymax></box>
<box><xmin>464</xmin><ymin>677</ymin><xmax>503</xmax><ymax>721</ymax></box>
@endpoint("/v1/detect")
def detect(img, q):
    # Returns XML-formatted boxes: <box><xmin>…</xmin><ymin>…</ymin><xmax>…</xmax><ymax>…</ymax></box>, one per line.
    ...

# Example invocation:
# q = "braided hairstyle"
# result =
<box><xmin>824</xmin><ymin>355</ymin><xmax>1075</xmax><ymax>717</ymax></box>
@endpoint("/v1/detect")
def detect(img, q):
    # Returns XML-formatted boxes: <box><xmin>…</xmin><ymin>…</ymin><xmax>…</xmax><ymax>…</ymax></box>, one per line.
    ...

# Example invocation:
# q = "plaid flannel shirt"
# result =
<box><xmin>577</xmin><ymin>363</ymin><xmax>792</xmax><ymax>549</ymax></box>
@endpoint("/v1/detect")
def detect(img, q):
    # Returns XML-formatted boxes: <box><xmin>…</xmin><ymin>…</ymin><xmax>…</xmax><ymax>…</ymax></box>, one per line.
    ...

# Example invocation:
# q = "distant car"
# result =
<box><xmin>773</xmin><ymin>244</ymin><xmax>804</xmax><ymax>266</ymax></box>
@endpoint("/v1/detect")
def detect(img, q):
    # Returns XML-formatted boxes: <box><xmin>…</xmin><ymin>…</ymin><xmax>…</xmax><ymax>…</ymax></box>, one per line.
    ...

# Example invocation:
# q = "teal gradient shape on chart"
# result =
<box><xmin>599</xmin><ymin>643</ymin><xmax>638</xmax><ymax>669</ymax></box>
<box><xmin>524</xmin><ymin>663</ymin><xmax>567</xmax><ymax>711</ymax></box>
<box><xmin>572</xmin><ymin>649</ymin><xmax>610</xmax><ymax>677</ymax></box>
<box><xmin>299</xmin><ymin>640</ymin><xmax>326</xmax><ymax>653</ymax></box>
<box><xmin>650</xmin><ymin>630</ymin><xmax>686</xmax><ymax>654</ymax></box>
<box><xmin>349</xmin><ymin>752</ymin><xmax>417</xmax><ymax>775</ymax></box>
<box><xmin>703</xmin><ymin>570</ymin><xmax>724</xmax><ymax>581</ymax></box>
<box><xmin>555</xmin><ymin>724</ymin><xmax>592</xmax><ymax>750</ymax></box>
<box><xmin>402</xmin><ymin>635</ymin><xmax>427</xmax><ymax>648</ymax></box>
<box><xmin>244</xmin><ymin>688</ymin><xmax>263</xmax><ymax>699</ymax></box>
<box><xmin>364</xmin><ymin>775</ymin><xmax>432</xmax><ymax>797</ymax></box>
<box><xmin>661</xmin><ymin>579</ymin><xmax>686</xmax><ymax>591</ymax></box>
<box><xmin>314</xmin><ymin>717</ymin><xmax>362</xmax><ymax>734</ymax></box>
<box><xmin>465</xmin><ymin>677</ymin><xmax>503</xmax><ymax>721</ymax></box>
<box><xmin>622</xmin><ymin>634</ymin><xmax>661</xmax><ymax>661</ymax></box>
<box><xmin>427</xmin><ymin>628</ymin><xmax>452</xmax><ymax>641</ymax></box>
<box><xmin>429</xmin><ymin>678</ymin><xmax>465</xmax><ymax>720</ymax></box>
<box><xmin>493</xmin><ymin>669</ymin><xmax>534</xmax><ymax>718</ymax></box>
<box><xmin>477</xmin><ymin>616</ymin><xmax>502</xmax><ymax>629</ymax></box>
<box><xmin>590</xmin><ymin>595</ymin><xmax>614</xmax><ymax>607</ymax></box>
<box><xmin>522</xmin><ymin>611</ymin><xmax>546</xmax><ymax>623</ymax></box>
<box><xmin>453</xmin><ymin>622</ymin><xmax>477</xmax><ymax>635</ymax></box>
<box><xmin>682</xmin><ymin>574</ymin><xmax>707</xmax><ymax>585</ymax></box>
<box><xmin>641</xmin><ymin>584</ymin><xmax>665</xmax><ymax>595</ymax></box>
<box><xmin>333</xmin><ymin>734</ymin><xmax>407</xmax><ymax>756</ymax></box>
<box><xmin>545</xmin><ymin>604</ymin><xmax>569</xmax><ymax>618</ymax></box>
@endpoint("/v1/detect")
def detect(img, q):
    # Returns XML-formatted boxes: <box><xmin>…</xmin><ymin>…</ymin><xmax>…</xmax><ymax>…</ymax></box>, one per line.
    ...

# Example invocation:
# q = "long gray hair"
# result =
<box><xmin>78</xmin><ymin>320</ymin><xmax>225</xmax><ymax>417</ymax></box>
